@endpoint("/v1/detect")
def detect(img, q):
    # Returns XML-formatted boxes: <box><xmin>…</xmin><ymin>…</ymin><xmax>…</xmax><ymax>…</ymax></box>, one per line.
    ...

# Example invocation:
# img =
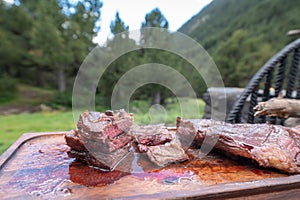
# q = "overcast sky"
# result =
<box><xmin>96</xmin><ymin>0</ymin><xmax>213</xmax><ymax>44</ymax></box>
<box><xmin>4</xmin><ymin>0</ymin><xmax>213</xmax><ymax>45</ymax></box>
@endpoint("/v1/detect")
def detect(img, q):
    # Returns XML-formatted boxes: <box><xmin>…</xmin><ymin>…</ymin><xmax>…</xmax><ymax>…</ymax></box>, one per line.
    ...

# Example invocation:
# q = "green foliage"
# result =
<box><xmin>179</xmin><ymin>0</ymin><xmax>300</xmax><ymax>87</ymax></box>
<box><xmin>110</xmin><ymin>12</ymin><xmax>129</xmax><ymax>35</ymax></box>
<box><xmin>49</xmin><ymin>91</ymin><xmax>73</xmax><ymax>109</ymax></box>
<box><xmin>48</xmin><ymin>92</ymin><xmax>111</xmax><ymax>110</ymax></box>
<box><xmin>0</xmin><ymin>77</ymin><xmax>18</xmax><ymax>103</ymax></box>
<box><xmin>99</xmin><ymin>9</ymin><xmax>179</xmax><ymax>108</ymax></box>
<box><xmin>97</xmin><ymin>46</ymin><xmax>208</xmax><ymax>108</ymax></box>
<box><xmin>95</xmin><ymin>95</ymin><xmax>111</xmax><ymax>111</ymax></box>
<box><xmin>29</xmin><ymin>0</ymin><xmax>65</xmax><ymax>67</ymax></box>
<box><xmin>3</xmin><ymin>0</ymin><xmax>298</xmax><ymax>107</ymax></box>
<box><xmin>1</xmin><ymin>0</ymin><xmax>102</xmax><ymax>92</ymax></box>
<box><xmin>0</xmin><ymin>3</ymin><xmax>33</xmax><ymax>77</ymax></box>
<box><xmin>141</xmin><ymin>8</ymin><xmax>169</xmax><ymax>28</ymax></box>
<box><xmin>140</xmin><ymin>8</ymin><xmax>172</xmax><ymax>105</ymax></box>
<box><xmin>212</xmin><ymin>29</ymin><xmax>275</xmax><ymax>86</ymax></box>
<box><xmin>131</xmin><ymin>98</ymin><xmax>205</xmax><ymax>125</ymax></box>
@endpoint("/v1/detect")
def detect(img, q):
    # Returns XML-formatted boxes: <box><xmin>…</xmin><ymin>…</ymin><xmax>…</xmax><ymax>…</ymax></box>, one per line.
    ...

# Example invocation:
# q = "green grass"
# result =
<box><xmin>0</xmin><ymin>98</ymin><xmax>205</xmax><ymax>155</ymax></box>
<box><xmin>130</xmin><ymin>98</ymin><xmax>205</xmax><ymax>125</ymax></box>
<box><xmin>0</xmin><ymin>111</ymin><xmax>76</xmax><ymax>155</ymax></box>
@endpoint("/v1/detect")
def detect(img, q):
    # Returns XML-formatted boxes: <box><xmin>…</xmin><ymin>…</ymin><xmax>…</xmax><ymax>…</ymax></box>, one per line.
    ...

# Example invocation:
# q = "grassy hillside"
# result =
<box><xmin>179</xmin><ymin>0</ymin><xmax>300</xmax><ymax>86</ymax></box>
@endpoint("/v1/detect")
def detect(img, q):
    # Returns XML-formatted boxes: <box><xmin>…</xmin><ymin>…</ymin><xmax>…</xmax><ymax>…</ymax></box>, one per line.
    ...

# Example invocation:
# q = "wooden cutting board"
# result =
<box><xmin>1</xmin><ymin>132</ymin><xmax>300</xmax><ymax>199</ymax></box>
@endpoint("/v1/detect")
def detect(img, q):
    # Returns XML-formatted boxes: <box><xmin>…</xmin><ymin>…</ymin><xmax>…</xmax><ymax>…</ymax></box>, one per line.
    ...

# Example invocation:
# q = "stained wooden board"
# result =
<box><xmin>0</xmin><ymin>132</ymin><xmax>300</xmax><ymax>199</ymax></box>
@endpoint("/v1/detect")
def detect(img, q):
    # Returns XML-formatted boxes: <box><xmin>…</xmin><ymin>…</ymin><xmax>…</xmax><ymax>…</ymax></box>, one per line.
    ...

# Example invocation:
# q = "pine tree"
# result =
<box><xmin>140</xmin><ymin>8</ymin><xmax>170</xmax><ymax>105</ymax></box>
<box><xmin>110</xmin><ymin>12</ymin><xmax>129</xmax><ymax>35</ymax></box>
<box><xmin>97</xmin><ymin>11</ymin><xmax>137</xmax><ymax>108</ymax></box>
<box><xmin>16</xmin><ymin>0</ymin><xmax>102</xmax><ymax>91</ymax></box>
<box><xmin>0</xmin><ymin>2</ymin><xmax>33</xmax><ymax>77</ymax></box>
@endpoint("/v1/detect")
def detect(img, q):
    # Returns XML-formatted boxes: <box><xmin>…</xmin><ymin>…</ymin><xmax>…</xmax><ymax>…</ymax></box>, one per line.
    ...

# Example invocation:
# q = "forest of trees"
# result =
<box><xmin>0</xmin><ymin>0</ymin><xmax>206</xmax><ymax>107</ymax></box>
<box><xmin>2</xmin><ymin>0</ymin><xmax>300</xmax><ymax>107</ymax></box>
<box><xmin>179</xmin><ymin>0</ymin><xmax>300</xmax><ymax>86</ymax></box>
<box><xmin>0</xmin><ymin>0</ymin><xmax>101</xmax><ymax>92</ymax></box>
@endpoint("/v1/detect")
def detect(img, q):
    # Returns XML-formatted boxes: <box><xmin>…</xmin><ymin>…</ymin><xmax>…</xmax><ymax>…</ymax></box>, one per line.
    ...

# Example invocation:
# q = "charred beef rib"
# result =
<box><xmin>65</xmin><ymin>110</ymin><xmax>133</xmax><ymax>170</ymax></box>
<box><xmin>176</xmin><ymin>118</ymin><xmax>300</xmax><ymax>174</ymax></box>
<box><xmin>130</xmin><ymin>124</ymin><xmax>188</xmax><ymax>167</ymax></box>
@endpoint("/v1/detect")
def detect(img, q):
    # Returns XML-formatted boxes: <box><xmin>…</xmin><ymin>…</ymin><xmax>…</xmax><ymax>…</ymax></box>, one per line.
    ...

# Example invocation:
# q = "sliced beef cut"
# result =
<box><xmin>176</xmin><ymin>118</ymin><xmax>300</xmax><ymax>174</ymax></box>
<box><xmin>130</xmin><ymin>124</ymin><xmax>172</xmax><ymax>146</ymax></box>
<box><xmin>77</xmin><ymin>110</ymin><xmax>133</xmax><ymax>142</ymax></box>
<box><xmin>175</xmin><ymin>117</ymin><xmax>225</xmax><ymax>149</ymax></box>
<box><xmin>65</xmin><ymin>130</ymin><xmax>86</xmax><ymax>152</ymax></box>
<box><xmin>66</xmin><ymin>130</ymin><xmax>130</xmax><ymax>170</ymax></box>
<box><xmin>131</xmin><ymin>124</ymin><xmax>188</xmax><ymax>167</ymax></box>
<box><xmin>137</xmin><ymin>138</ymin><xmax>188</xmax><ymax>167</ymax></box>
<box><xmin>66</xmin><ymin>110</ymin><xmax>189</xmax><ymax>169</ymax></box>
<box><xmin>65</xmin><ymin>109</ymin><xmax>133</xmax><ymax>170</ymax></box>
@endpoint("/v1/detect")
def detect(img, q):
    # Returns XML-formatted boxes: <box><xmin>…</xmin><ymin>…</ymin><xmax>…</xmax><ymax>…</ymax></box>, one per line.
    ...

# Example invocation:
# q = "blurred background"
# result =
<box><xmin>1</xmin><ymin>0</ymin><xmax>300</xmax><ymax>154</ymax></box>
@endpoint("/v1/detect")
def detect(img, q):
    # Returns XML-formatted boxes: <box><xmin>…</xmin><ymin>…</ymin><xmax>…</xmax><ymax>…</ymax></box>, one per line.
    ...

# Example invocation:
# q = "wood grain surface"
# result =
<box><xmin>0</xmin><ymin>132</ymin><xmax>299</xmax><ymax>199</ymax></box>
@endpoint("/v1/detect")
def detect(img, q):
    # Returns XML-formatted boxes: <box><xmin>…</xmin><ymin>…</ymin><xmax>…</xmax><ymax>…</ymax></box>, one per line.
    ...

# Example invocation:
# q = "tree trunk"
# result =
<box><xmin>57</xmin><ymin>68</ymin><xmax>66</xmax><ymax>92</ymax></box>
<box><xmin>36</xmin><ymin>67</ymin><xmax>44</xmax><ymax>87</ymax></box>
<box><xmin>160</xmin><ymin>95</ymin><xmax>165</xmax><ymax>105</ymax></box>
<box><xmin>254</xmin><ymin>97</ymin><xmax>300</xmax><ymax>118</ymax></box>
<box><xmin>151</xmin><ymin>91</ymin><xmax>161</xmax><ymax>105</ymax></box>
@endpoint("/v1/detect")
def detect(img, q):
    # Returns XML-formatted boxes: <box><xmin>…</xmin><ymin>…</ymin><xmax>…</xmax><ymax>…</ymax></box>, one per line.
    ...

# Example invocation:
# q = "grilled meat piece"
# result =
<box><xmin>131</xmin><ymin>124</ymin><xmax>188</xmax><ymax>167</ymax></box>
<box><xmin>130</xmin><ymin>124</ymin><xmax>172</xmax><ymax>146</ymax></box>
<box><xmin>66</xmin><ymin>130</ymin><xmax>131</xmax><ymax>170</ymax></box>
<box><xmin>137</xmin><ymin>138</ymin><xmax>188</xmax><ymax>167</ymax></box>
<box><xmin>176</xmin><ymin>118</ymin><xmax>300</xmax><ymax>174</ymax></box>
<box><xmin>65</xmin><ymin>110</ymin><xmax>133</xmax><ymax>170</ymax></box>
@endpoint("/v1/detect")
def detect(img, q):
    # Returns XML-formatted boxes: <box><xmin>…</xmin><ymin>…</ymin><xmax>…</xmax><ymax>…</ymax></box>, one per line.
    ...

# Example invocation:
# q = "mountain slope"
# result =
<box><xmin>179</xmin><ymin>0</ymin><xmax>300</xmax><ymax>86</ymax></box>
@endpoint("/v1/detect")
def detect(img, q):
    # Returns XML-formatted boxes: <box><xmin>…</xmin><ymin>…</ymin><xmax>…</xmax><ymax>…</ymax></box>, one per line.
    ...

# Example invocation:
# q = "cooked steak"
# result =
<box><xmin>130</xmin><ymin>124</ymin><xmax>172</xmax><ymax>146</ymax></box>
<box><xmin>176</xmin><ymin>118</ymin><xmax>300</xmax><ymax>174</ymax></box>
<box><xmin>66</xmin><ymin>110</ymin><xmax>188</xmax><ymax>169</ymax></box>
<box><xmin>65</xmin><ymin>109</ymin><xmax>133</xmax><ymax>170</ymax></box>
<box><xmin>131</xmin><ymin>124</ymin><xmax>188</xmax><ymax>167</ymax></box>
<box><xmin>66</xmin><ymin>130</ymin><xmax>131</xmax><ymax>170</ymax></box>
<box><xmin>77</xmin><ymin>110</ymin><xmax>133</xmax><ymax>142</ymax></box>
<box><xmin>176</xmin><ymin>117</ymin><xmax>225</xmax><ymax>149</ymax></box>
<box><xmin>137</xmin><ymin>138</ymin><xmax>188</xmax><ymax>167</ymax></box>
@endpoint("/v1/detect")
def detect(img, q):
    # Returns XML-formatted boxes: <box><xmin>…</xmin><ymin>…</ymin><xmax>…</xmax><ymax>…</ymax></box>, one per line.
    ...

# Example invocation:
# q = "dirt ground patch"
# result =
<box><xmin>0</xmin><ymin>105</ymin><xmax>42</xmax><ymax>115</ymax></box>
<box><xmin>0</xmin><ymin>84</ymin><xmax>55</xmax><ymax>115</ymax></box>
